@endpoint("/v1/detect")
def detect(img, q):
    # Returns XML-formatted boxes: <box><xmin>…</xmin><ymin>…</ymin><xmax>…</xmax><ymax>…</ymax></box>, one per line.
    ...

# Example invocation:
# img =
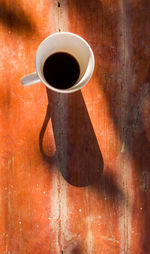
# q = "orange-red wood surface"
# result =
<box><xmin>0</xmin><ymin>0</ymin><xmax>150</xmax><ymax>253</ymax></box>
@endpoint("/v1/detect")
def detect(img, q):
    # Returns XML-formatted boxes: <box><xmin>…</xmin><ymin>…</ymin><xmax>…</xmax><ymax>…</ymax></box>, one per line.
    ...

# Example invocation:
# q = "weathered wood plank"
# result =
<box><xmin>0</xmin><ymin>0</ymin><xmax>150</xmax><ymax>253</ymax></box>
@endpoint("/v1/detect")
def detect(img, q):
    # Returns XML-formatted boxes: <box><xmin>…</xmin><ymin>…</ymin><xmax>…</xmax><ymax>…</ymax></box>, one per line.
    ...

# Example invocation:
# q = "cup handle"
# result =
<box><xmin>21</xmin><ymin>72</ymin><xmax>41</xmax><ymax>86</ymax></box>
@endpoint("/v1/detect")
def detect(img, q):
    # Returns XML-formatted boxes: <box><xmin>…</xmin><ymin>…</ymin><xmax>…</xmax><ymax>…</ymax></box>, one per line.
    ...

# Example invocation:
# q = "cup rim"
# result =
<box><xmin>35</xmin><ymin>32</ymin><xmax>95</xmax><ymax>94</ymax></box>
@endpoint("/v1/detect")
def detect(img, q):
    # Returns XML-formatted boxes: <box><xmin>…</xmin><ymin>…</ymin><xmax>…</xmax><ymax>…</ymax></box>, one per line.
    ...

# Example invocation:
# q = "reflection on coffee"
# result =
<box><xmin>43</xmin><ymin>52</ymin><xmax>80</xmax><ymax>89</ymax></box>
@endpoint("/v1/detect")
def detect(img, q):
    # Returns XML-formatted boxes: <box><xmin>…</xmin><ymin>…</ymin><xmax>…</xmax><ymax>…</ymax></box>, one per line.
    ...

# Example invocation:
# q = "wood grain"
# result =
<box><xmin>0</xmin><ymin>0</ymin><xmax>150</xmax><ymax>253</ymax></box>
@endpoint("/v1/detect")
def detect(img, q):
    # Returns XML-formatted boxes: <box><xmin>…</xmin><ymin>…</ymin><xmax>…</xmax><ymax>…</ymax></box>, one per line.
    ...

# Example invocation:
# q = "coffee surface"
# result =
<box><xmin>43</xmin><ymin>52</ymin><xmax>80</xmax><ymax>89</ymax></box>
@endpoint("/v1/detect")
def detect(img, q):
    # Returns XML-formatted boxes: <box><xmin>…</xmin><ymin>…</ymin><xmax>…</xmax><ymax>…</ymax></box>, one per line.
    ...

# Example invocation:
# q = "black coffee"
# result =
<box><xmin>43</xmin><ymin>52</ymin><xmax>80</xmax><ymax>89</ymax></box>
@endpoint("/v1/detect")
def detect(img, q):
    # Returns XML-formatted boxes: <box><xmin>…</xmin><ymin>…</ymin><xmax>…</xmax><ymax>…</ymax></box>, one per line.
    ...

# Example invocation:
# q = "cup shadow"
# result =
<box><xmin>39</xmin><ymin>88</ymin><xmax>104</xmax><ymax>187</ymax></box>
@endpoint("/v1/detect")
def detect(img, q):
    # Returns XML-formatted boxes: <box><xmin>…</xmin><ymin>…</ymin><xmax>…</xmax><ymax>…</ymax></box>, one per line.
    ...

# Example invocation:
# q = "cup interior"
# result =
<box><xmin>36</xmin><ymin>32</ymin><xmax>94</xmax><ymax>93</ymax></box>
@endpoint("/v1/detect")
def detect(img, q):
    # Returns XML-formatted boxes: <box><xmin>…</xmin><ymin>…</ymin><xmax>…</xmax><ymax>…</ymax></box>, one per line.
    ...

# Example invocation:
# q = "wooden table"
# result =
<box><xmin>0</xmin><ymin>0</ymin><xmax>150</xmax><ymax>253</ymax></box>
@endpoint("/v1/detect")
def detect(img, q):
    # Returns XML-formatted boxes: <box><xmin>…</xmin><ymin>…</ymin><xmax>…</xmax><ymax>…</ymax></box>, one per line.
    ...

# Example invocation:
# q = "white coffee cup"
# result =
<box><xmin>21</xmin><ymin>32</ymin><xmax>95</xmax><ymax>93</ymax></box>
